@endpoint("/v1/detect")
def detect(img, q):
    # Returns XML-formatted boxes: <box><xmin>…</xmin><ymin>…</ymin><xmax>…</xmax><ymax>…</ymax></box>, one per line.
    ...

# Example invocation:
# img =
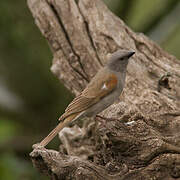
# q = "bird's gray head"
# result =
<box><xmin>107</xmin><ymin>50</ymin><xmax>135</xmax><ymax>72</ymax></box>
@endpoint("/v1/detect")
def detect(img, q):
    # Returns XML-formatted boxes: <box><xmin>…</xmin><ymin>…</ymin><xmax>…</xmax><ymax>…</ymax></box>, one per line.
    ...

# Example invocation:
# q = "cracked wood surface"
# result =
<box><xmin>28</xmin><ymin>0</ymin><xmax>180</xmax><ymax>179</ymax></box>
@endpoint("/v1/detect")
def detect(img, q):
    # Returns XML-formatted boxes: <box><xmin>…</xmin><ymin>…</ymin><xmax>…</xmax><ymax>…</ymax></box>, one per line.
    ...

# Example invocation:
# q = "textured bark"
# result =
<box><xmin>28</xmin><ymin>0</ymin><xmax>180</xmax><ymax>179</ymax></box>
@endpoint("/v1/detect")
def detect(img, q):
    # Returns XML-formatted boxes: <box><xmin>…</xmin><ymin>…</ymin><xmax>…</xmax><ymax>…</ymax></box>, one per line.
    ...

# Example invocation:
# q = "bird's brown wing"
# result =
<box><xmin>59</xmin><ymin>70</ymin><xmax>118</xmax><ymax>121</ymax></box>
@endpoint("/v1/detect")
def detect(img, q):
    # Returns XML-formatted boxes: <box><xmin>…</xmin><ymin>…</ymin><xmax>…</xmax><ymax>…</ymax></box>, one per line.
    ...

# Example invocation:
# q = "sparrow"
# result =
<box><xmin>38</xmin><ymin>49</ymin><xmax>135</xmax><ymax>147</ymax></box>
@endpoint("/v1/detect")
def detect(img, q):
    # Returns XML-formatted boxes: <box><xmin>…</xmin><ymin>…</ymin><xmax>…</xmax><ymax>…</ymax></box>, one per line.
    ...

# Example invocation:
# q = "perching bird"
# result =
<box><xmin>38</xmin><ymin>50</ymin><xmax>135</xmax><ymax>147</ymax></box>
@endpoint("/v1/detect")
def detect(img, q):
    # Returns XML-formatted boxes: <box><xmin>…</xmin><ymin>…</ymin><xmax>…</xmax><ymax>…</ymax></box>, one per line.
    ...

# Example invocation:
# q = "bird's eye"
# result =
<box><xmin>120</xmin><ymin>57</ymin><xmax>125</xmax><ymax>61</ymax></box>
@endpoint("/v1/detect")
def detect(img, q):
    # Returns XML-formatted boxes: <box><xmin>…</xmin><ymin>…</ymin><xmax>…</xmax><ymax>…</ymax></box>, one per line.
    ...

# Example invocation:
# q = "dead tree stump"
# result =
<box><xmin>28</xmin><ymin>0</ymin><xmax>180</xmax><ymax>179</ymax></box>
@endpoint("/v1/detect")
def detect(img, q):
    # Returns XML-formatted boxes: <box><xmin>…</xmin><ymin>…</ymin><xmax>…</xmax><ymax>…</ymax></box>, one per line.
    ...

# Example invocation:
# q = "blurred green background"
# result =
<box><xmin>0</xmin><ymin>0</ymin><xmax>179</xmax><ymax>179</ymax></box>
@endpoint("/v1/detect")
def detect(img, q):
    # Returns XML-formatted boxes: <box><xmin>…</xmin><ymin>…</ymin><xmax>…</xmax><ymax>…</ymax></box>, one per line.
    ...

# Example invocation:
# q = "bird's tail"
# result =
<box><xmin>39</xmin><ymin>113</ymin><xmax>78</xmax><ymax>147</ymax></box>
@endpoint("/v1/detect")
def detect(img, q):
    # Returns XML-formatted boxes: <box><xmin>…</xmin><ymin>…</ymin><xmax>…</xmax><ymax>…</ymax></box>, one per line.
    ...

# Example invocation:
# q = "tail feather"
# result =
<box><xmin>39</xmin><ymin>113</ymin><xmax>78</xmax><ymax>147</ymax></box>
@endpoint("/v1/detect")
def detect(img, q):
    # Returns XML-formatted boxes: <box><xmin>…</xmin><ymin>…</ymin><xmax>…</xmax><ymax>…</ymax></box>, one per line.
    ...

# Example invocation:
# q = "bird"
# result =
<box><xmin>37</xmin><ymin>49</ymin><xmax>135</xmax><ymax>147</ymax></box>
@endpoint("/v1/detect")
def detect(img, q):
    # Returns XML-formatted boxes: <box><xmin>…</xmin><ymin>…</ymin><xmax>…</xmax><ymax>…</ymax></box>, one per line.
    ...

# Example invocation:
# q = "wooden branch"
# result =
<box><xmin>28</xmin><ymin>0</ymin><xmax>180</xmax><ymax>179</ymax></box>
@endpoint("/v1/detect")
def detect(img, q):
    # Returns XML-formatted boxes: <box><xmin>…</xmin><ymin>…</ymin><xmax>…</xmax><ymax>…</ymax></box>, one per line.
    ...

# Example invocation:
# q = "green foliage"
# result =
<box><xmin>126</xmin><ymin>0</ymin><xmax>171</xmax><ymax>32</ymax></box>
<box><xmin>0</xmin><ymin>118</ymin><xmax>19</xmax><ymax>144</ymax></box>
<box><xmin>162</xmin><ymin>25</ymin><xmax>180</xmax><ymax>58</ymax></box>
<box><xmin>0</xmin><ymin>152</ymin><xmax>47</xmax><ymax>180</ymax></box>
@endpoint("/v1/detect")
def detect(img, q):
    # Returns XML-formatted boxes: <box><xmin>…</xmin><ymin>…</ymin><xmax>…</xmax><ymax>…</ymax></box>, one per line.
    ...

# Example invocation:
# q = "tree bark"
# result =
<box><xmin>28</xmin><ymin>0</ymin><xmax>180</xmax><ymax>179</ymax></box>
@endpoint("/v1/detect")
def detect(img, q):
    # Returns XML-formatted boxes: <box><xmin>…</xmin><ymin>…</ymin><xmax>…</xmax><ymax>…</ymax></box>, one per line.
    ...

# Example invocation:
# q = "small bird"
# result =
<box><xmin>38</xmin><ymin>50</ymin><xmax>135</xmax><ymax>147</ymax></box>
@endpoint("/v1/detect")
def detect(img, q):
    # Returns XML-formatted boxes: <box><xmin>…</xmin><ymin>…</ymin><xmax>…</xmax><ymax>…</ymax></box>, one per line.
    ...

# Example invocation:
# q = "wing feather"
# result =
<box><xmin>59</xmin><ymin>69</ymin><xmax>117</xmax><ymax>120</ymax></box>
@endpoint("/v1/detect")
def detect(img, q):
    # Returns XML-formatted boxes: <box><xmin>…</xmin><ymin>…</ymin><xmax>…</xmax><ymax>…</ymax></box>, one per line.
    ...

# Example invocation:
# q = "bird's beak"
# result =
<box><xmin>127</xmin><ymin>51</ymin><xmax>135</xmax><ymax>58</ymax></box>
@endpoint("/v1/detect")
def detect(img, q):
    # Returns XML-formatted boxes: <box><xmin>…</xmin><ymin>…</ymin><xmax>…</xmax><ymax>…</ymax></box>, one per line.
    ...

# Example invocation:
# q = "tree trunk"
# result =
<box><xmin>27</xmin><ymin>0</ymin><xmax>180</xmax><ymax>179</ymax></box>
